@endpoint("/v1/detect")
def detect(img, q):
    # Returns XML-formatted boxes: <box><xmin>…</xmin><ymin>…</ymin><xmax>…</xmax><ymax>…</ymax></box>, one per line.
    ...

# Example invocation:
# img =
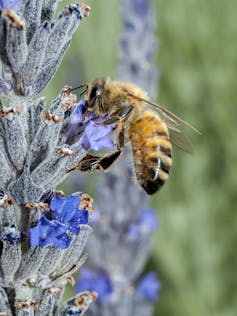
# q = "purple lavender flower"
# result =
<box><xmin>66</xmin><ymin>99</ymin><xmax>87</xmax><ymax>138</ymax></box>
<box><xmin>133</xmin><ymin>0</ymin><xmax>150</xmax><ymax>17</ymax></box>
<box><xmin>76</xmin><ymin>267</ymin><xmax>113</xmax><ymax>302</ymax></box>
<box><xmin>29</xmin><ymin>216</ymin><xmax>72</xmax><ymax>249</ymax></box>
<box><xmin>81</xmin><ymin>120</ymin><xmax>115</xmax><ymax>151</ymax></box>
<box><xmin>50</xmin><ymin>194</ymin><xmax>89</xmax><ymax>235</ymax></box>
<box><xmin>137</xmin><ymin>272</ymin><xmax>161</xmax><ymax>301</ymax></box>
<box><xmin>70</xmin><ymin>100</ymin><xmax>87</xmax><ymax>122</ymax></box>
<box><xmin>140</xmin><ymin>209</ymin><xmax>158</xmax><ymax>230</ymax></box>
<box><xmin>0</xmin><ymin>0</ymin><xmax>21</xmax><ymax>10</ymax></box>
<box><xmin>30</xmin><ymin>193</ymin><xmax>89</xmax><ymax>248</ymax></box>
<box><xmin>67</xmin><ymin>100</ymin><xmax>115</xmax><ymax>152</ymax></box>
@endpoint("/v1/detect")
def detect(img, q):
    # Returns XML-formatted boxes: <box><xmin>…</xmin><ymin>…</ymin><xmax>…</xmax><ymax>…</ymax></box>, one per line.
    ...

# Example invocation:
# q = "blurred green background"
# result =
<box><xmin>45</xmin><ymin>1</ymin><xmax>237</xmax><ymax>315</ymax></box>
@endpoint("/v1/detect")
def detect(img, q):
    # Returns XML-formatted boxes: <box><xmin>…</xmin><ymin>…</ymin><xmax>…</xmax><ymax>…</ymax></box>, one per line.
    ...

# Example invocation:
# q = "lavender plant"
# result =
<box><xmin>0</xmin><ymin>1</ymin><xmax>116</xmax><ymax>314</ymax></box>
<box><xmin>76</xmin><ymin>0</ymin><xmax>161</xmax><ymax>315</ymax></box>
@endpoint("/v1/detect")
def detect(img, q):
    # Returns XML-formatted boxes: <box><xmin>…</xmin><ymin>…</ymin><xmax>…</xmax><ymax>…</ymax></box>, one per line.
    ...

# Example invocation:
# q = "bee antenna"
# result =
<box><xmin>70</xmin><ymin>83</ymin><xmax>88</xmax><ymax>93</ymax></box>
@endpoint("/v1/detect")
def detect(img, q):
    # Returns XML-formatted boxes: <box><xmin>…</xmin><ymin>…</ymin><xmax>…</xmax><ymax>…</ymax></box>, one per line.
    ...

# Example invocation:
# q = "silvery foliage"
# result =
<box><xmin>0</xmin><ymin>1</ymin><xmax>96</xmax><ymax>314</ymax></box>
<box><xmin>77</xmin><ymin>0</ymin><xmax>160</xmax><ymax>315</ymax></box>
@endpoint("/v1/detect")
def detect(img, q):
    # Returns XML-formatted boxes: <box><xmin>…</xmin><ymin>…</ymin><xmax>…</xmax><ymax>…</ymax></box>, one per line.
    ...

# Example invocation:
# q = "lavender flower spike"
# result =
<box><xmin>0</xmin><ymin>1</ymin><xmax>115</xmax><ymax>314</ymax></box>
<box><xmin>0</xmin><ymin>1</ymin><xmax>91</xmax><ymax>96</ymax></box>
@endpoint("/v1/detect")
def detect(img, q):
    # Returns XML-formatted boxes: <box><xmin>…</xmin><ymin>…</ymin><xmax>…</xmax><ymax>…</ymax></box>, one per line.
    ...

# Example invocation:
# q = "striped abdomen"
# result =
<box><xmin>128</xmin><ymin>110</ymin><xmax>172</xmax><ymax>195</ymax></box>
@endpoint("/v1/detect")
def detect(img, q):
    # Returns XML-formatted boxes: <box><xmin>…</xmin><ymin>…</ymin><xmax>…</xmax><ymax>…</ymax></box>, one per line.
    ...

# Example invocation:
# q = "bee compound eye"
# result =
<box><xmin>90</xmin><ymin>87</ymin><xmax>98</xmax><ymax>100</ymax></box>
<box><xmin>88</xmin><ymin>85</ymin><xmax>103</xmax><ymax>108</ymax></box>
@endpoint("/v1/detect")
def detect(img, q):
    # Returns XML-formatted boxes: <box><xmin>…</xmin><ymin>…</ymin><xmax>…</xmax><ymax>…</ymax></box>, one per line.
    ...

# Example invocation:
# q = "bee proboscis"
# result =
<box><xmin>72</xmin><ymin>78</ymin><xmax>199</xmax><ymax>195</ymax></box>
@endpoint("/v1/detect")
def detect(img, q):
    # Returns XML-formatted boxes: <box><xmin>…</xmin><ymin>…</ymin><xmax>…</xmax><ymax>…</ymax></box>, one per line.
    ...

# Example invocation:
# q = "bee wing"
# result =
<box><xmin>127</xmin><ymin>93</ymin><xmax>201</xmax><ymax>134</ymax></box>
<box><xmin>156</xmin><ymin>114</ymin><xmax>194</xmax><ymax>153</ymax></box>
<box><xmin>168</xmin><ymin>128</ymin><xmax>194</xmax><ymax>154</ymax></box>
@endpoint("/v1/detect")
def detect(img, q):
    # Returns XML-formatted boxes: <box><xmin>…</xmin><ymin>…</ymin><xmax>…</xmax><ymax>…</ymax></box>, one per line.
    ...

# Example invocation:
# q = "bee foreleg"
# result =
<box><xmin>97</xmin><ymin>95</ymin><xmax>104</xmax><ymax>112</ymax></box>
<box><xmin>116</xmin><ymin>126</ymin><xmax>125</xmax><ymax>150</ymax></box>
<box><xmin>119</xmin><ymin>105</ymin><xmax>134</xmax><ymax>119</ymax></box>
<box><xmin>100</xmin><ymin>116</ymin><xmax>120</xmax><ymax>125</ymax></box>
<box><xmin>99</xmin><ymin>105</ymin><xmax>134</xmax><ymax>125</ymax></box>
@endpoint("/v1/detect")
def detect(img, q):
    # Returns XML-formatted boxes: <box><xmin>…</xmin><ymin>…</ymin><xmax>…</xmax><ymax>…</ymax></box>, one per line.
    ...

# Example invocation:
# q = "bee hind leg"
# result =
<box><xmin>75</xmin><ymin>150</ymin><xmax>123</xmax><ymax>173</ymax></box>
<box><xmin>97</xmin><ymin>150</ymin><xmax>123</xmax><ymax>171</ymax></box>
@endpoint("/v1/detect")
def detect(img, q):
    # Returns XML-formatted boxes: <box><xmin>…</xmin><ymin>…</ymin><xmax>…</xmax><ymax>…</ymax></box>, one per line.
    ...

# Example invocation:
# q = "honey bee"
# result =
<box><xmin>74</xmin><ymin>77</ymin><xmax>199</xmax><ymax>195</ymax></box>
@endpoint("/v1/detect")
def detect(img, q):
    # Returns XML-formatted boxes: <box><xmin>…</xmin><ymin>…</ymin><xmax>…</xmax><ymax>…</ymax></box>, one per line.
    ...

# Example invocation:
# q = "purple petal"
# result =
<box><xmin>126</xmin><ymin>223</ymin><xmax>140</xmax><ymax>239</ymax></box>
<box><xmin>29</xmin><ymin>217</ymin><xmax>72</xmax><ymax>249</ymax></box>
<box><xmin>76</xmin><ymin>268</ymin><xmax>113</xmax><ymax>302</ymax></box>
<box><xmin>127</xmin><ymin>208</ymin><xmax>158</xmax><ymax>239</ymax></box>
<box><xmin>85</xmin><ymin>121</ymin><xmax>114</xmax><ymax>140</ymax></box>
<box><xmin>82</xmin><ymin>121</ymin><xmax>115</xmax><ymax>152</ymax></box>
<box><xmin>50</xmin><ymin>194</ymin><xmax>89</xmax><ymax>234</ymax></box>
<box><xmin>67</xmin><ymin>99</ymin><xmax>96</xmax><ymax>140</ymax></box>
<box><xmin>70</xmin><ymin>99</ymin><xmax>86</xmax><ymax>124</ymax></box>
<box><xmin>0</xmin><ymin>0</ymin><xmax>22</xmax><ymax>10</ymax></box>
<box><xmin>50</xmin><ymin>194</ymin><xmax>82</xmax><ymax>219</ymax></box>
<box><xmin>134</xmin><ymin>0</ymin><xmax>150</xmax><ymax>17</ymax></box>
<box><xmin>139</xmin><ymin>208</ymin><xmax>158</xmax><ymax>230</ymax></box>
<box><xmin>137</xmin><ymin>272</ymin><xmax>161</xmax><ymax>301</ymax></box>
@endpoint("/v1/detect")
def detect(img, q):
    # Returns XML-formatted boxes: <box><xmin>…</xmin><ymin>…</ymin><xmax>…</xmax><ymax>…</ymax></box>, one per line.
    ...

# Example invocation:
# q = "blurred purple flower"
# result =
<box><xmin>133</xmin><ymin>0</ymin><xmax>150</xmax><ymax>17</ymax></box>
<box><xmin>137</xmin><ymin>272</ymin><xmax>161</xmax><ymax>301</ymax></box>
<box><xmin>0</xmin><ymin>0</ymin><xmax>21</xmax><ymax>10</ymax></box>
<box><xmin>127</xmin><ymin>208</ymin><xmax>158</xmax><ymax>239</ymax></box>
<box><xmin>29</xmin><ymin>217</ymin><xmax>72</xmax><ymax>249</ymax></box>
<box><xmin>76</xmin><ymin>267</ymin><xmax>113</xmax><ymax>302</ymax></box>
<box><xmin>140</xmin><ymin>208</ymin><xmax>158</xmax><ymax>230</ymax></box>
